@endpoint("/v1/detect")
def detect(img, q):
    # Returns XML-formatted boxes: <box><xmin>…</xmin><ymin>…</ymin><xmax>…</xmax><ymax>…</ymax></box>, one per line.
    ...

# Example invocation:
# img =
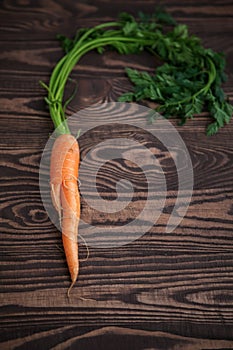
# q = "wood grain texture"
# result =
<box><xmin>0</xmin><ymin>0</ymin><xmax>233</xmax><ymax>349</ymax></box>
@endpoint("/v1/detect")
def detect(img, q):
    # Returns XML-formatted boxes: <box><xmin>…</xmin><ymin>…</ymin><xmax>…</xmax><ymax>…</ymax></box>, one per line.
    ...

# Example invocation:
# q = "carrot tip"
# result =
<box><xmin>67</xmin><ymin>279</ymin><xmax>77</xmax><ymax>298</ymax></box>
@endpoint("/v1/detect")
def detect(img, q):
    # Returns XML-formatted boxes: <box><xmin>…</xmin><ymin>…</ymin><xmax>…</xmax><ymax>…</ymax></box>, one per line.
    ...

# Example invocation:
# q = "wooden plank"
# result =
<box><xmin>0</xmin><ymin>0</ymin><xmax>233</xmax><ymax>349</ymax></box>
<box><xmin>0</xmin><ymin>0</ymin><xmax>233</xmax><ymax>41</ymax></box>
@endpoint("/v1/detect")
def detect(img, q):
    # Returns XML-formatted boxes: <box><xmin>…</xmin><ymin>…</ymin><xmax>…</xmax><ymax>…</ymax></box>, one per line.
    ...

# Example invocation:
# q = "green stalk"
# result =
<box><xmin>47</xmin><ymin>35</ymin><xmax>156</xmax><ymax>134</ymax></box>
<box><xmin>49</xmin><ymin>22</ymin><xmax>121</xmax><ymax>97</ymax></box>
<box><xmin>73</xmin><ymin>21</ymin><xmax>121</xmax><ymax>47</ymax></box>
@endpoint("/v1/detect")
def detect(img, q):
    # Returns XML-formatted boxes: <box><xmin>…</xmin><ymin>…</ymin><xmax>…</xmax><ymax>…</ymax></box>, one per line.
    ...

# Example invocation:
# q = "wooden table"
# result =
<box><xmin>1</xmin><ymin>1</ymin><xmax>233</xmax><ymax>349</ymax></box>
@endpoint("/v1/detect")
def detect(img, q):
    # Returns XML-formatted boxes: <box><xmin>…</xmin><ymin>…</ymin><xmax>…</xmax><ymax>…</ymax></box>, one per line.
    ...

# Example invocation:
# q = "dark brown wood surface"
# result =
<box><xmin>1</xmin><ymin>1</ymin><xmax>233</xmax><ymax>349</ymax></box>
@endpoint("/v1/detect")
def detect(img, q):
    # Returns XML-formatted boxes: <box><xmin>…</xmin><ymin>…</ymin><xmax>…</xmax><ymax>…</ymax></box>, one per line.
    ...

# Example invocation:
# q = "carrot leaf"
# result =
<box><xmin>41</xmin><ymin>8</ymin><xmax>232</xmax><ymax>135</ymax></box>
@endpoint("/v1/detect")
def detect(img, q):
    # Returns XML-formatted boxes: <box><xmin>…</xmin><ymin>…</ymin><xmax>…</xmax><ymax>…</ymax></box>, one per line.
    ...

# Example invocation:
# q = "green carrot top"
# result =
<box><xmin>40</xmin><ymin>7</ymin><xmax>232</xmax><ymax>136</ymax></box>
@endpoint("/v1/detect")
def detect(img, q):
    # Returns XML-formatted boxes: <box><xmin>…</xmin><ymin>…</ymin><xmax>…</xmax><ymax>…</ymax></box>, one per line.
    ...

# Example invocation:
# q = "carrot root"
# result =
<box><xmin>79</xmin><ymin>234</ymin><xmax>90</xmax><ymax>262</ymax></box>
<box><xmin>50</xmin><ymin>134</ymin><xmax>80</xmax><ymax>294</ymax></box>
<box><xmin>67</xmin><ymin>279</ymin><xmax>77</xmax><ymax>298</ymax></box>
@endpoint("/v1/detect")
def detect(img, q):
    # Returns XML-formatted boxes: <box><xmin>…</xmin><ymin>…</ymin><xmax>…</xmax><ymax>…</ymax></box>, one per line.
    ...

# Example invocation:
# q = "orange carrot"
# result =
<box><xmin>50</xmin><ymin>134</ymin><xmax>80</xmax><ymax>295</ymax></box>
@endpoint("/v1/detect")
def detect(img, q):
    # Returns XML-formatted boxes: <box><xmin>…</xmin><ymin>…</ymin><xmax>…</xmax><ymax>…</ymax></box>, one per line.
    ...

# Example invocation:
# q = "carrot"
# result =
<box><xmin>50</xmin><ymin>134</ymin><xmax>80</xmax><ymax>296</ymax></box>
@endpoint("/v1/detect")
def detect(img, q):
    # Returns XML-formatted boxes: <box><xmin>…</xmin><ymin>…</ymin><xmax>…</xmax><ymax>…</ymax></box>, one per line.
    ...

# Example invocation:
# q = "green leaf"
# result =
<box><xmin>152</xmin><ymin>6</ymin><xmax>177</xmax><ymax>26</ymax></box>
<box><xmin>119</xmin><ymin>12</ymin><xmax>135</xmax><ymax>24</ymax></box>
<box><xmin>97</xmin><ymin>46</ymin><xmax>105</xmax><ymax>54</ymax></box>
<box><xmin>223</xmin><ymin>102</ymin><xmax>233</xmax><ymax>122</ymax></box>
<box><xmin>57</xmin><ymin>34</ymin><xmax>74</xmax><ymax>53</ymax></box>
<box><xmin>206</xmin><ymin>121</ymin><xmax>219</xmax><ymax>136</ymax></box>
<box><xmin>147</xmin><ymin>110</ymin><xmax>158</xmax><ymax>123</ymax></box>
<box><xmin>122</xmin><ymin>21</ymin><xmax>138</xmax><ymax>36</ymax></box>
<box><xmin>118</xmin><ymin>92</ymin><xmax>135</xmax><ymax>102</ymax></box>
<box><xmin>211</xmin><ymin>101</ymin><xmax>229</xmax><ymax>126</ymax></box>
<box><xmin>125</xmin><ymin>68</ymin><xmax>153</xmax><ymax>86</ymax></box>
<box><xmin>172</xmin><ymin>24</ymin><xmax>189</xmax><ymax>39</ymax></box>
